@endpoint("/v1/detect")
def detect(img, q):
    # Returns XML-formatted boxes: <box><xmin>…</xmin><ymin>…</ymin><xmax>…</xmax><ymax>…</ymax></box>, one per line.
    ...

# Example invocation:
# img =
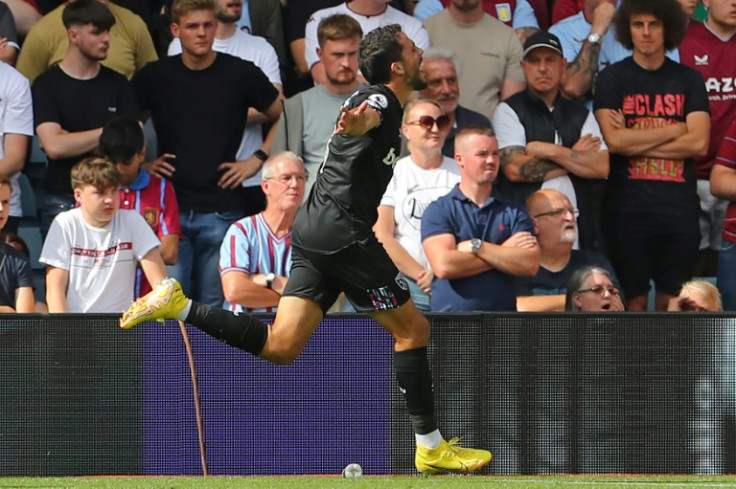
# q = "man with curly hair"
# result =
<box><xmin>593</xmin><ymin>0</ymin><xmax>710</xmax><ymax>311</ymax></box>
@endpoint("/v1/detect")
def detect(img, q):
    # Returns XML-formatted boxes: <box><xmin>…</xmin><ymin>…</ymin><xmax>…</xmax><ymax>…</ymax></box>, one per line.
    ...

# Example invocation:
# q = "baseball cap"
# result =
<box><xmin>522</xmin><ymin>31</ymin><xmax>564</xmax><ymax>58</ymax></box>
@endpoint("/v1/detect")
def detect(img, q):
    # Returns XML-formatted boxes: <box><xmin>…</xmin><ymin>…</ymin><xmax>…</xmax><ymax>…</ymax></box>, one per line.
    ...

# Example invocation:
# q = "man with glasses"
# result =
<box><xmin>494</xmin><ymin>31</ymin><xmax>610</xmax><ymax>253</ymax></box>
<box><xmin>516</xmin><ymin>189</ymin><xmax>620</xmax><ymax>311</ymax></box>
<box><xmin>218</xmin><ymin>152</ymin><xmax>306</xmax><ymax>313</ymax></box>
<box><xmin>422</xmin><ymin>125</ymin><xmax>540</xmax><ymax>312</ymax></box>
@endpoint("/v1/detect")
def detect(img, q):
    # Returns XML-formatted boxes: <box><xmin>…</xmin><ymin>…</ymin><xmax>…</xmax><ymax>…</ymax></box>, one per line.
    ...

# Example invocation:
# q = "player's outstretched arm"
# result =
<box><xmin>335</xmin><ymin>101</ymin><xmax>381</xmax><ymax>137</ymax></box>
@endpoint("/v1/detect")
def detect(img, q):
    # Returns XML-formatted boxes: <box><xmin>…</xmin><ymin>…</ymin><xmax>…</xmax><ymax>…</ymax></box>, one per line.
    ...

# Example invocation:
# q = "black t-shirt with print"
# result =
<box><xmin>594</xmin><ymin>57</ymin><xmax>709</xmax><ymax>216</ymax></box>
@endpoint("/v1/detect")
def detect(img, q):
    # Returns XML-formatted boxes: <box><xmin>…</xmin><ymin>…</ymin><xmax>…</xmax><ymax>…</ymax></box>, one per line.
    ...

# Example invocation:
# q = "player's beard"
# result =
<box><xmin>408</xmin><ymin>69</ymin><xmax>427</xmax><ymax>91</ymax></box>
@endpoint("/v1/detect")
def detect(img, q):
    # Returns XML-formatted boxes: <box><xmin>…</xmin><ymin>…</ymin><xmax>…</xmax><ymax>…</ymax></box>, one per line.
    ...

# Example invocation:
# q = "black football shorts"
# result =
<box><xmin>283</xmin><ymin>235</ymin><xmax>411</xmax><ymax>314</ymax></box>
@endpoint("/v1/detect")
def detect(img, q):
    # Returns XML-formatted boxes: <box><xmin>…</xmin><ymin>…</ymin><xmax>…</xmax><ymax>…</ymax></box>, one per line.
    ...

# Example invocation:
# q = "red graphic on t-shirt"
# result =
<box><xmin>621</xmin><ymin>94</ymin><xmax>686</xmax><ymax>182</ymax></box>
<box><xmin>71</xmin><ymin>242</ymin><xmax>132</xmax><ymax>257</ymax></box>
<box><xmin>621</xmin><ymin>93</ymin><xmax>685</xmax><ymax>117</ymax></box>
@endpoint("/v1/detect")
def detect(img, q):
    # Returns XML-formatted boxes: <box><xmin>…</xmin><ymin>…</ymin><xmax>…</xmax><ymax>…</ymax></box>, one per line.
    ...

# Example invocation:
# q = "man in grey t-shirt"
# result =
<box><xmin>272</xmin><ymin>14</ymin><xmax>364</xmax><ymax>194</ymax></box>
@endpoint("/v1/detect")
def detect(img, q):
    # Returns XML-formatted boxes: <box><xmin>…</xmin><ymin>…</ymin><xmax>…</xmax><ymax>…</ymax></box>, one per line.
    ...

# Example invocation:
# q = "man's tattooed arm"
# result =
<box><xmin>500</xmin><ymin>145</ymin><xmax>562</xmax><ymax>182</ymax></box>
<box><xmin>561</xmin><ymin>41</ymin><xmax>601</xmax><ymax>100</ymax></box>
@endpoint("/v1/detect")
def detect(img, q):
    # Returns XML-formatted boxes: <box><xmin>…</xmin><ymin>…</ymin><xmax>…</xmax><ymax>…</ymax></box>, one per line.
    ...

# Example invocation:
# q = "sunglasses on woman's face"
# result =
<box><xmin>405</xmin><ymin>114</ymin><xmax>452</xmax><ymax>132</ymax></box>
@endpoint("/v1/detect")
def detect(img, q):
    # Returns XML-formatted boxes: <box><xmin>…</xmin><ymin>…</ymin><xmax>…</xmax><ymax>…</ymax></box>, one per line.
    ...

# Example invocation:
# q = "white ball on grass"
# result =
<box><xmin>342</xmin><ymin>463</ymin><xmax>363</xmax><ymax>478</ymax></box>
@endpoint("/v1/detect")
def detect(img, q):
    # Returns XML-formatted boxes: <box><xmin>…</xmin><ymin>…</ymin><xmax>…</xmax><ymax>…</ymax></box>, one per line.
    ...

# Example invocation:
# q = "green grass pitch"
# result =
<box><xmin>2</xmin><ymin>476</ymin><xmax>736</xmax><ymax>489</ymax></box>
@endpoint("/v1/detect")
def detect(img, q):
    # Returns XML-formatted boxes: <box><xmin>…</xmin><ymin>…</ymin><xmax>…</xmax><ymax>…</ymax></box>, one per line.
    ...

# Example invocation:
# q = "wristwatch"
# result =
<box><xmin>254</xmin><ymin>149</ymin><xmax>269</xmax><ymax>162</ymax></box>
<box><xmin>265</xmin><ymin>272</ymin><xmax>275</xmax><ymax>289</ymax></box>
<box><xmin>470</xmin><ymin>238</ymin><xmax>482</xmax><ymax>256</ymax></box>
<box><xmin>587</xmin><ymin>32</ymin><xmax>602</xmax><ymax>45</ymax></box>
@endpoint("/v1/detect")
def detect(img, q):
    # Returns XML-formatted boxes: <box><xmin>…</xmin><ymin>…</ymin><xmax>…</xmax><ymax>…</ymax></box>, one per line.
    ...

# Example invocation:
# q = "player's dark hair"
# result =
<box><xmin>614</xmin><ymin>0</ymin><xmax>687</xmax><ymax>52</ymax></box>
<box><xmin>317</xmin><ymin>14</ymin><xmax>363</xmax><ymax>48</ymax></box>
<box><xmin>62</xmin><ymin>0</ymin><xmax>116</xmax><ymax>31</ymax></box>
<box><xmin>358</xmin><ymin>24</ymin><xmax>403</xmax><ymax>85</ymax></box>
<box><xmin>100</xmin><ymin>117</ymin><xmax>145</xmax><ymax>165</ymax></box>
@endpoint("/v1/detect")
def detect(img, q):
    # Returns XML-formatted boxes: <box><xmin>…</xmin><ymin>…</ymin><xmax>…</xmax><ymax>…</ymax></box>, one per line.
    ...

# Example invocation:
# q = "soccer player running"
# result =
<box><xmin>120</xmin><ymin>24</ymin><xmax>492</xmax><ymax>475</ymax></box>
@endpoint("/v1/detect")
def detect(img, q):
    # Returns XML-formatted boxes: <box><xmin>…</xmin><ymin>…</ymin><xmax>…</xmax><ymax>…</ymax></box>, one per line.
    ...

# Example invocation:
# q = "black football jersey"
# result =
<box><xmin>292</xmin><ymin>84</ymin><xmax>403</xmax><ymax>253</ymax></box>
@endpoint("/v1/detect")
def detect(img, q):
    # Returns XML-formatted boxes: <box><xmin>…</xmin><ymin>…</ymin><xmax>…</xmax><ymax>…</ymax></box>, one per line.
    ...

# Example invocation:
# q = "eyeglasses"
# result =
<box><xmin>533</xmin><ymin>207</ymin><xmax>580</xmax><ymax>219</ymax></box>
<box><xmin>405</xmin><ymin>115</ymin><xmax>451</xmax><ymax>132</ymax></box>
<box><xmin>266</xmin><ymin>174</ymin><xmax>308</xmax><ymax>185</ymax></box>
<box><xmin>576</xmin><ymin>285</ymin><xmax>620</xmax><ymax>297</ymax></box>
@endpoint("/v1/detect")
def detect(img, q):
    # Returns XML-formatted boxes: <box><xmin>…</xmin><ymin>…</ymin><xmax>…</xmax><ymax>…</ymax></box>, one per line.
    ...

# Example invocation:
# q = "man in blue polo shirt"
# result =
<box><xmin>421</xmin><ymin>125</ymin><xmax>540</xmax><ymax>311</ymax></box>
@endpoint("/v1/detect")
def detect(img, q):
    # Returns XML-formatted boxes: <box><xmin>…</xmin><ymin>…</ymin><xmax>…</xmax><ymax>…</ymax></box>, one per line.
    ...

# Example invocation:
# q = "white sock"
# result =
<box><xmin>175</xmin><ymin>299</ymin><xmax>192</xmax><ymax>321</ymax></box>
<box><xmin>416</xmin><ymin>429</ymin><xmax>442</xmax><ymax>449</ymax></box>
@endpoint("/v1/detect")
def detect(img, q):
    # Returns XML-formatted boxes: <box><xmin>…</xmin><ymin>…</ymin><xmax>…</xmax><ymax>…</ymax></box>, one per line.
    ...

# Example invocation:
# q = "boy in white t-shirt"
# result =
<box><xmin>40</xmin><ymin>157</ymin><xmax>167</xmax><ymax>313</ymax></box>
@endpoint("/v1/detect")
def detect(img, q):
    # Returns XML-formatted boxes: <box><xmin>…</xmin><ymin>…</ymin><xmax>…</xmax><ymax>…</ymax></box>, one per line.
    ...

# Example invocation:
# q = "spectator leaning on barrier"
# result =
<box><xmin>594</xmin><ymin>0</ymin><xmax>710</xmax><ymax>312</ymax></box>
<box><xmin>516</xmin><ymin>189</ymin><xmax>619</xmax><ymax>312</ymax></box>
<box><xmin>99</xmin><ymin>116</ymin><xmax>181</xmax><ymax>298</ymax></box>
<box><xmin>422</xmin><ymin>125</ymin><xmax>540</xmax><ymax>312</ymax></box>
<box><xmin>40</xmin><ymin>157</ymin><xmax>167</xmax><ymax>313</ymax></box>
<box><xmin>374</xmin><ymin>98</ymin><xmax>460</xmax><ymax>312</ymax></box>
<box><xmin>219</xmin><ymin>152</ymin><xmax>306</xmax><ymax>314</ymax></box>
<box><xmin>564</xmin><ymin>265</ymin><xmax>624</xmax><ymax>311</ymax></box>
<box><xmin>0</xmin><ymin>174</ymin><xmax>34</xmax><ymax>313</ymax></box>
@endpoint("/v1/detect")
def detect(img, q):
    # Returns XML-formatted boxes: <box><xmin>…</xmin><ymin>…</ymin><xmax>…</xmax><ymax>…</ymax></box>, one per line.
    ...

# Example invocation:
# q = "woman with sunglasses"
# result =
<box><xmin>374</xmin><ymin>98</ymin><xmax>458</xmax><ymax>311</ymax></box>
<box><xmin>565</xmin><ymin>265</ymin><xmax>625</xmax><ymax>311</ymax></box>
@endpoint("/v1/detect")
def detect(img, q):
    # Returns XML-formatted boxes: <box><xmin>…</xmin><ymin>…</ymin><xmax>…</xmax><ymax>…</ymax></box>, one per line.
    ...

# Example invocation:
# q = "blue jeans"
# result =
<box><xmin>169</xmin><ymin>209</ymin><xmax>244</xmax><ymax>307</ymax></box>
<box><xmin>40</xmin><ymin>194</ymin><xmax>76</xmax><ymax>240</ymax></box>
<box><xmin>406</xmin><ymin>277</ymin><xmax>431</xmax><ymax>312</ymax></box>
<box><xmin>718</xmin><ymin>240</ymin><xmax>736</xmax><ymax>311</ymax></box>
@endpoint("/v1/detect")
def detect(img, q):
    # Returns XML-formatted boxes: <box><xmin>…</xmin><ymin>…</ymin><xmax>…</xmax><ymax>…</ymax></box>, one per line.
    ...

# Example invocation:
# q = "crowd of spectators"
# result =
<box><xmin>0</xmin><ymin>0</ymin><xmax>734</xmax><ymax>314</ymax></box>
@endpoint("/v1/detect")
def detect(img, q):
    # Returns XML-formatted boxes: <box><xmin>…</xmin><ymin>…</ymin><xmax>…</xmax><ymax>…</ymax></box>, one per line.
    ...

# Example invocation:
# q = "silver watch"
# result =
<box><xmin>470</xmin><ymin>238</ymin><xmax>482</xmax><ymax>255</ymax></box>
<box><xmin>265</xmin><ymin>272</ymin><xmax>276</xmax><ymax>289</ymax></box>
<box><xmin>587</xmin><ymin>32</ymin><xmax>602</xmax><ymax>45</ymax></box>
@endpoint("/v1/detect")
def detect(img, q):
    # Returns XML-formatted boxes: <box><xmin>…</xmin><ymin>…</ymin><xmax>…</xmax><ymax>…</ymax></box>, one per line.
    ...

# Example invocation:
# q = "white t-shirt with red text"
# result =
<box><xmin>40</xmin><ymin>208</ymin><xmax>161</xmax><ymax>312</ymax></box>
